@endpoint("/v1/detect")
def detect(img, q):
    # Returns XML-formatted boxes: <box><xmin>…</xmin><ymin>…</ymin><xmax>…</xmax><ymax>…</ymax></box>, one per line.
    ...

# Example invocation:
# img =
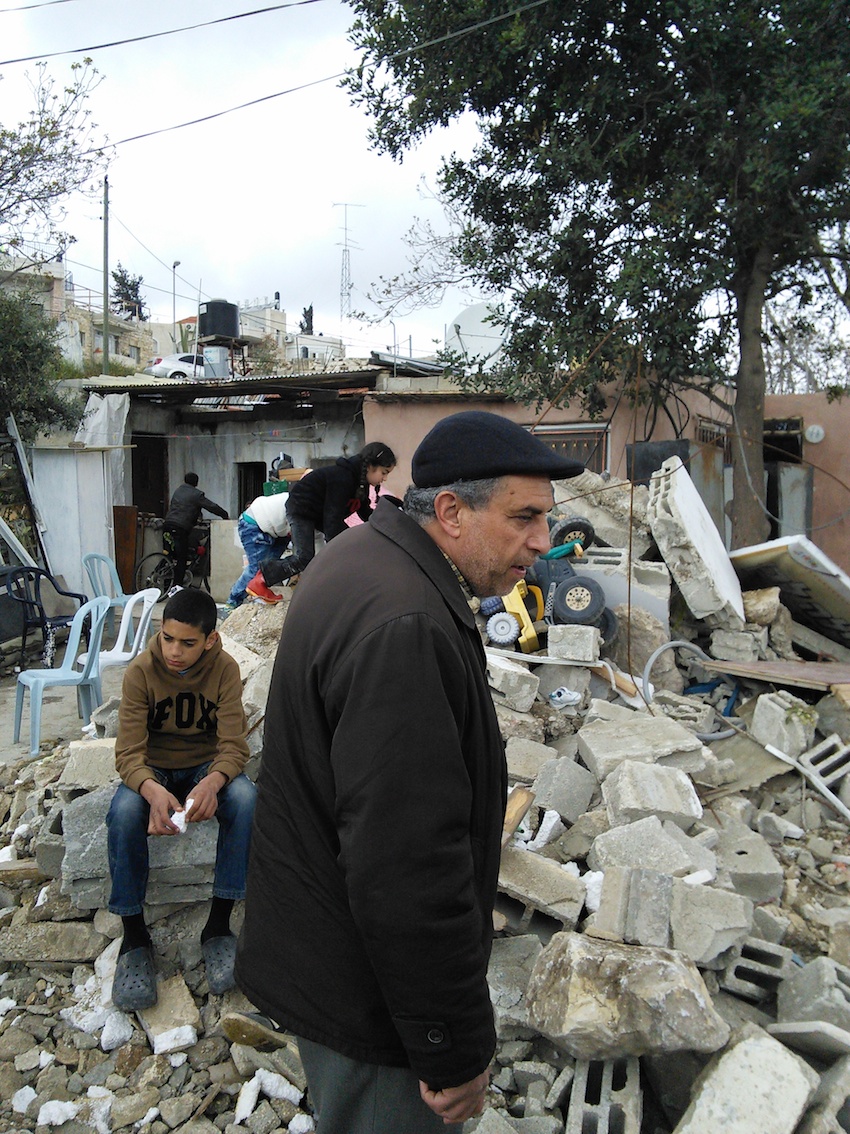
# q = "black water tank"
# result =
<box><xmin>199</xmin><ymin>299</ymin><xmax>239</xmax><ymax>340</ymax></box>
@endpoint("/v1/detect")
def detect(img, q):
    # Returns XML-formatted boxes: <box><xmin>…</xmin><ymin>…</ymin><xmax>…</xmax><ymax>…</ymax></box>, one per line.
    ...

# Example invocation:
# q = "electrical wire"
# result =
<box><xmin>0</xmin><ymin>0</ymin><xmax>324</xmax><ymax>66</ymax></box>
<box><xmin>0</xmin><ymin>0</ymin><xmax>81</xmax><ymax>11</ymax></box>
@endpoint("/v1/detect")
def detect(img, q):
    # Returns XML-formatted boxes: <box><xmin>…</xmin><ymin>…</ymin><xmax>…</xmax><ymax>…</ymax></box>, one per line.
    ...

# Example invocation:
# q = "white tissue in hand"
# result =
<box><xmin>172</xmin><ymin>798</ymin><xmax>195</xmax><ymax>833</ymax></box>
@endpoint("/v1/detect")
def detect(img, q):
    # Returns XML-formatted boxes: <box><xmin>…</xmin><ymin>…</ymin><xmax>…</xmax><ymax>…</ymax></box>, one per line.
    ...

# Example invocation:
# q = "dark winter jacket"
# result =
<box><xmin>236</xmin><ymin>499</ymin><xmax>506</xmax><ymax>1089</ymax></box>
<box><xmin>285</xmin><ymin>455</ymin><xmax>370</xmax><ymax>539</ymax></box>
<box><xmin>164</xmin><ymin>483</ymin><xmax>228</xmax><ymax>531</ymax></box>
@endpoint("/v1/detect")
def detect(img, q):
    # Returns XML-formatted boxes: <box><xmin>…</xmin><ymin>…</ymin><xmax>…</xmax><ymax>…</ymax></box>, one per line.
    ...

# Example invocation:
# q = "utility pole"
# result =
<box><xmin>102</xmin><ymin>175</ymin><xmax>109</xmax><ymax>374</ymax></box>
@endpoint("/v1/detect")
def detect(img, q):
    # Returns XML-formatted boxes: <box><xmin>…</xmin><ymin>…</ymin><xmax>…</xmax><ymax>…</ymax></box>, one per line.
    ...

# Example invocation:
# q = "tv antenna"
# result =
<box><xmin>333</xmin><ymin>202</ymin><xmax>364</xmax><ymax>325</ymax></box>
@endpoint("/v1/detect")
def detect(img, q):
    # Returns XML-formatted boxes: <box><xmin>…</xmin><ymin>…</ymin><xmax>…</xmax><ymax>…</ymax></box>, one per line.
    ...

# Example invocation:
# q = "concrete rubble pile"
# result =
<box><xmin>1</xmin><ymin>456</ymin><xmax>850</xmax><ymax>1131</ymax></box>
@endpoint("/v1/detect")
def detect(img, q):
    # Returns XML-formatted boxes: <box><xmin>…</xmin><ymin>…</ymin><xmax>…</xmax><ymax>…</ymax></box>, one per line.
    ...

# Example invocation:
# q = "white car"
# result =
<box><xmin>143</xmin><ymin>353</ymin><xmax>206</xmax><ymax>379</ymax></box>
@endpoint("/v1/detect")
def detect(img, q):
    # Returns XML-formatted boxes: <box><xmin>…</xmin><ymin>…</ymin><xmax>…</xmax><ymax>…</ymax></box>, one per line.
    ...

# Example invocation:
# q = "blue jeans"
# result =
<box><xmin>106</xmin><ymin>763</ymin><xmax>256</xmax><ymax>916</ymax></box>
<box><xmin>229</xmin><ymin>516</ymin><xmax>289</xmax><ymax>605</ymax></box>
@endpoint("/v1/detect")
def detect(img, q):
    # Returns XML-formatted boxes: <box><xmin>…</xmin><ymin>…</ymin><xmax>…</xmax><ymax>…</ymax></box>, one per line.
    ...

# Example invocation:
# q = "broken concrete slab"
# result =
<box><xmin>547</xmin><ymin>624</ymin><xmax>601</xmax><ymax>664</ymax></box>
<box><xmin>487</xmin><ymin>934</ymin><xmax>544</xmax><ymax>1037</ymax></box>
<box><xmin>0</xmin><ymin>920</ymin><xmax>108</xmax><ymax>962</ymax></box>
<box><xmin>671</xmin><ymin>1027</ymin><xmax>818</xmax><ymax>1134</ymax></box>
<box><xmin>137</xmin><ymin>973</ymin><xmax>201</xmax><ymax>1054</ymax></box>
<box><xmin>646</xmin><ymin>456</ymin><xmax>745</xmax><ymax>629</ymax></box>
<box><xmin>587</xmin><ymin>815</ymin><xmax>708</xmax><ymax>877</ymax></box>
<box><xmin>778</xmin><ymin>956</ymin><xmax>850</xmax><ymax>1031</ymax></box>
<box><xmin>794</xmin><ymin>1053</ymin><xmax>850</xmax><ymax>1134</ymax></box>
<box><xmin>526</xmin><ymin>932</ymin><xmax>730</xmax><ymax>1060</ymax></box>
<box><xmin>700</xmin><ymin>813</ymin><xmax>784</xmax><ymax>903</ymax></box>
<box><xmin>552</xmin><ymin>470</ymin><xmax>652</xmax><ymax>558</ymax></box>
<box><xmin>506</xmin><ymin>738</ymin><xmax>560</xmax><ymax>787</ymax></box>
<box><xmin>591</xmin><ymin>866</ymin><xmax>673</xmax><ymax>949</ymax></box>
<box><xmin>767</xmin><ymin>1021</ymin><xmax>850</xmax><ymax>1060</ymax></box>
<box><xmin>669</xmin><ymin>880</ymin><xmax>753</xmax><ymax>967</ymax></box>
<box><xmin>58</xmin><ymin>738</ymin><xmax>118</xmax><ymax>790</ymax></box>
<box><xmin>577</xmin><ymin>714</ymin><xmax>713</xmax><ymax>781</ymax></box>
<box><xmin>750</xmin><ymin>689</ymin><xmax>817</xmax><ymax>758</ymax></box>
<box><xmin>602</xmin><ymin>760</ymin><xmax>703</xmax><ymax>830</ymax></box>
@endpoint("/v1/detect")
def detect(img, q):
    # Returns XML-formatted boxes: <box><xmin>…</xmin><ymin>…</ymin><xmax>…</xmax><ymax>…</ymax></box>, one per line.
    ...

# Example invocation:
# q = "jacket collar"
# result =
<box><xmin>370</xmin><ymin>498</ymin><xmax>476</xmax><ymax>629</ymax></box>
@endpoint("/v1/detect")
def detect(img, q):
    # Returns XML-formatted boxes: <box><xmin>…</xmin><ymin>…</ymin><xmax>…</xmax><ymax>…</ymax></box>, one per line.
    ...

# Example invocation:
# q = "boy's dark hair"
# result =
<box><xmin>184</xmin><ymin>472</ymin><xmax>199</xmax><ymax>486</ymax></box>
<box><xmin>162</xmin><ymin>588</ymin><xmax>217</xmax><ymax>635</ymax></box>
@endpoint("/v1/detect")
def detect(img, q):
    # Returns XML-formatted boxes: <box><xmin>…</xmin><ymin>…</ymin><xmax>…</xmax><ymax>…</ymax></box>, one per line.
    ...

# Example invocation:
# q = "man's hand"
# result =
<box><xmin>420</xmin><ymin>1070</ymin><xmax>489</xmax><ymax>1125</ymax></box>
<box><xmin>184</xmin><ymin>771</ymin><xmax>227</xmax><ymax>822</ymax></box>
<box><xmin>140</xmin><ymin>780</ymin><xmax>183</xmax><ymax>836</ymax></box>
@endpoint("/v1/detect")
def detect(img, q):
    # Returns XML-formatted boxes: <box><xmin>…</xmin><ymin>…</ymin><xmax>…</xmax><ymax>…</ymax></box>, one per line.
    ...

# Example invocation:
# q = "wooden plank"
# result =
<box><xmin>113</xmin><ymin>505</ymin><xmax>138</xmax><ymax>594</ymax></box>
<box><xmin>701</xmin><ymin>659</ymin><xmax>850</xmax><ymax>692</ymax></box>
<box><xmin>502</xmin><ymin>786</ymin><xmax>535</xmax><ymax>849</ymax></box>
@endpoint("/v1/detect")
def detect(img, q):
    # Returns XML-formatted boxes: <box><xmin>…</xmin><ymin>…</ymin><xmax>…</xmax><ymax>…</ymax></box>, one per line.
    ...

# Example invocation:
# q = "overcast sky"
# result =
<box><xmin>3</xmin><ymin>0</ymin><xmax>487</xmax><ymax>358</ymax></box>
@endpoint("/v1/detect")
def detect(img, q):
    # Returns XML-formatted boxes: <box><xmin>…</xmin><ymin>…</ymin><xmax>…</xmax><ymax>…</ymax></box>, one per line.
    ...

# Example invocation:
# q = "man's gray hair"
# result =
<box><xmin>403</xmin><ymin>478</ymin><xmax>503</xmax><ymax>527</ymax></box>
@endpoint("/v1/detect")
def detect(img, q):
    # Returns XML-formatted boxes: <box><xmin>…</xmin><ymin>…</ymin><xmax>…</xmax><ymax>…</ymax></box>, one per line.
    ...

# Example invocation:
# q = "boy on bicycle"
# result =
<box><xmin>106</xmin><ymin>587</ymin><xmax>255</xmax><ymax>1010</ymax></box>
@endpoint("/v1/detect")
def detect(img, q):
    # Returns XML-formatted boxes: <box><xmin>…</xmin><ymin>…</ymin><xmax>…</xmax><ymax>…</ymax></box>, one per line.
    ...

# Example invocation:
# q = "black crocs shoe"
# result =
<box><xmin>112</xmin><ymin>946</ymin><xmax>158</xmax><ymax>1012</ymax></box>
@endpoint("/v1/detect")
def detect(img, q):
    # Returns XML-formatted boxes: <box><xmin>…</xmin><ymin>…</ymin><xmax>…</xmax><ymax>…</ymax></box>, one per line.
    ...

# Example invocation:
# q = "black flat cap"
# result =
<box><xmin>411</xmin><ymin>411</ymin><xmax>585</xmax><ymax>488</ymax></box>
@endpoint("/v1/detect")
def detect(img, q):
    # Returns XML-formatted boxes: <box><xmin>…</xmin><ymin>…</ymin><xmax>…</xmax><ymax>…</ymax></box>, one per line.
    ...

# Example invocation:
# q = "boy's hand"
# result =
<box><xmin>140</xmin><ymin>780</ymin><xmax>183</xmax><ymax>836</ymax></box>
<box><xmin>184</xmin><ymin>771</ymin><xmax>227</xmax><ymax>822</ymax></box>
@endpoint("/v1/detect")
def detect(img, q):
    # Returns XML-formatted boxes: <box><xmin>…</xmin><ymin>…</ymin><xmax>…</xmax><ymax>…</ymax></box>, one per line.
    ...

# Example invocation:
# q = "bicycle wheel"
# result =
<box><xmin>135</xmin><ymin>553</ymin><xmax>175</xmax><ymax>594</ymax></box>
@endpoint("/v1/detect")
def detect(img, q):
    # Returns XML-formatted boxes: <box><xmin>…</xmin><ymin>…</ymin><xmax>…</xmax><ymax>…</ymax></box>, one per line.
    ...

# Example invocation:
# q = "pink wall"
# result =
<box><xmin>364</xmin><ymin>388</ymin><xmax>850</xmax><ymax>573</ymax></box>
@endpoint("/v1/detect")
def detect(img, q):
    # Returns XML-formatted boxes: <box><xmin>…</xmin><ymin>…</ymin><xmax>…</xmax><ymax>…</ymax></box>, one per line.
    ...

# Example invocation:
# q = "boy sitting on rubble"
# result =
<box><xmin>106</xmin><ymin>587</ymin><xmax>255</xmax><ymax>1011</ymax></box>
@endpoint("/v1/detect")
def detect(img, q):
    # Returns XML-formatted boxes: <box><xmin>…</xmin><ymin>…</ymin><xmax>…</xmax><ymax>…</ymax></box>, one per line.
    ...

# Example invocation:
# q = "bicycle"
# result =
<box><xmin>134</xmin><ymin>522</ymin><xmax>211</xmax><ymax>594</ymax></box>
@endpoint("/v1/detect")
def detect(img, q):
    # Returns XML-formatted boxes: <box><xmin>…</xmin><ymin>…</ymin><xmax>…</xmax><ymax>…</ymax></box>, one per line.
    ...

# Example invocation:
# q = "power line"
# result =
<box><xmin>86</xmin><ymin>0</ymin><xmax>553</xmax><ymax>151</ymax></box>
<box><xmin>0</xmin><ymin>0</ymin><xmax>323</xmax><ymax>66</ymax></box>
<box><xmin>0</xmin><ymin>0</ymin><xmax>81</xmax><ymax>12</ymax></box>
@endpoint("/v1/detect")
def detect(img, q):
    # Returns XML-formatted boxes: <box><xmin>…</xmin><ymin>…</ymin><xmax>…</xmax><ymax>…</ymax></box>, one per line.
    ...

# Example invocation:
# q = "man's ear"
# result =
<box><xmin>432</xmin><ymin>490</ymin><xmax>464</xmax><ymax>540</ymax></box>
<box><xmin>204</xmin><ymin>629</ymin><xmax>220</xmax><ymax>651</ymax></box>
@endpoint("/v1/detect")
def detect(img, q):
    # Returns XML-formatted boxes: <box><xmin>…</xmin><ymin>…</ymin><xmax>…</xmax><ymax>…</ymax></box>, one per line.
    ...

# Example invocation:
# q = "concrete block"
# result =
<box><xmin>552</xmin><ymin>471</ymin><xmax>653</xmax><ymax>557</ymax></box>
<box><xmin>577</xmin><ymin>715</ymin><xmax>712</xmax><ymax>781</ymax></box>
<box><xmin>719</xmin><ymin>937</ymin><xmax>796</xmax><ymax>1003</ymax></box>
<box><xmin>592</xmin><ymin>866</ymin><xmax>631</xmax><ymax>941</ymax></box>
<box><xmin>671</xmin><ymin>1028</ymin><xmax>819</xmax><ymax>1134</ymax></box>
<box><xmin>587</xmin><ymin>815</ymin><xmax>703</xmax><ymax>877</ymax></box>
<box><xmin>532</xmin><ymin>758</ymin><xmax>598</xmax><ymax>825</ymax></box>
<box><xmin>545</xmin><ymin>1064</ymin><xmax>576</xmax><ymax>1110</ymax></box>
<box><xmin>752</xmin><ymin>905</ymin><xmax>790</xmax><ymax>944</ymax></box>
<box><xmin>494</xmin><ymin>703</ymin><xmax>546</xmax><ymax>745</ymax></box>
<box><xmin>625</xmin><ymin>869</ymin><xmax>673</xmax><ymax>948</ymax></box>
<box><xmin>497</xmin><ymin>847</ymin><xmax>585</xmax><ymax>941</ymax></box>
<box><xmin>137</xmin><ymin>974</ymin><xmax>201</xmax><ymax>1054</ymax></box>
<box><xmin>768</xmin><ymin>1021</ymin><xmax>850</xmax><ymax>1060</ymax></box>
<box><xmin>750</xmin><ymin>689</ymin><xmax>816</xmax><ymax>758</ymax></box>
<box><xmin>709</xmin><ymin>629</ymin><xmax>763</xmax><ymax>663</ymax></box>
<box><xmin>661</xmin><ymin>823</ymin><xmax>717</xmax><ymax>880</ymax></box>
<box><xmin>800</xmin><ymin>733</ymin><xmax>850</xmax><ymax>788</ymax></box>
<box><xmin>547</xmin><ymin>624</ymin><xmax>601</xmax><ymax>664</ymax></box>
<box><xmin>553</xmin><ymin>809</ymin><xmax>609</xmax><ymax>862</ymax></box>
<box><xmin>33</xmin><ymin>807</ymin><xmax>64</xmax><ymax>879</ymax></box>
<box><xmin>564</xmin><ymin>1058</ymin><xmax>642</xmax><ymax>1134</ymax></box>
<box><xmin>702</xmin><ymin>814</ymin><xmax>784</xmax><ymax>903</ymax></box>
<box><xmin>795</xmin><ymin>1053</ymin><xmax>850</xmax><ymax>1134</ymax></box>
<box><xmin>527</xmin><ymin>932</ymin><xmax>729</xmax><ymax>1060</ymax></box>
<box><xmin>645</xmin><ymin>456</ymin><xmax>745</xmax><ymax>628</ymax></box>
<box><xmin>602</xmin><ymin>761</ymin><xmax>702</xmax><ymax>830</ymax></box>
<box><xmin>670</xmin><ymin>880</ymin><xmax>753</xmax><ymax>966</ymax></box>
<box><xmin>652</xmin><ymin>691</ymin><xmax>716</xmax><ymax>735</ymax></box>
<box><xmin>778</xmin><ymin>956</ymin><xmax>850</xmax><ymax>1031</ymax></box>
<box><xmin>487</xmin><ymin>654</ymin><xmax>540</xmax><ymax>714</ymax></box>
<box><xmin>506</xmin><ymin>738</ymin><xmax>560</xmax><ymax>787</ymax></box>
<box><xmin>59</xmin><ymin>738</ymin><xmax>118</xmax><ymax>790</ymax></box>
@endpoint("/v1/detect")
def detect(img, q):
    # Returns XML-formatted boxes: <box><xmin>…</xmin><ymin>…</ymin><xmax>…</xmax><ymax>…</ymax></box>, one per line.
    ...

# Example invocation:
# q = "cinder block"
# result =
<box><xmin>602</xmin><ymin>760</ymin><xmax>702</xmax><ymax>830</ymax></box>
<box><xmin>750</xmin><ymin>689</ymin><xmax>816</xmax><ymax>758</ymax></box>
<box><xmin>487</xmin><ymin>655</ymin><xmax>540</xmax><ymax>714</ymax></box>
<box><xmin>571</xmin><ymin>547</ymin><xmax>671</xmax><ymax>632</ymax></box>
<box><xmin>800</xmin><ymin>734</ymin><xmax>850</xmax><ymax>788</ymax></box>
<box><xmin>778</xmin><ymin>956</ymin><xmax>850</xmax><ymax>1031</ymax></box>
<box><xmin>497</xmin><ymin>846</ymin><xmax>585</xmax><ymax>941</ymax></box>
<box><xmin>532</xmin><ymin>757</ymin><xmax>598</xmax><ymax>824</ymax></box>
<box><xmin>703</xmin><ymin>814</ymin><xmax>784</xmax><ymax>903</ymax></box>
<box><xmin>564</xmin><ymin>1057</ymin><xmax>642</xmax><ymax>1134</ymax></box>
<box><xmin>547</xmin><ymin>624</ymin><xmax>601</xmax><ymax>663</ymax></box>
<box><xmin>719</xmin><ymin>936</ymin><xmax>797</xmax><ymax>1003</ymax></box>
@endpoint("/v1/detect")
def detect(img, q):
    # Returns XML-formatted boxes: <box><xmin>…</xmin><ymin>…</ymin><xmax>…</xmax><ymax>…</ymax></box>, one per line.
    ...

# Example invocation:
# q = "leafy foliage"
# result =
<box><xmin>0</xmin><ymin>60</ymin><xmax>107</xmax><ymax>256</ymax></box>
<box><xmin>111</xmin><ymin>262</ymin><xmax>147</xmax><ymax>321</ymax></box>
<box><xmin>345</xmin><ymin>0</ymin><xmax>850</xmax><ymax>543</ymax></box>
<box><xmin>0</xmin><ymin>290</ymin><xmax>83</xmax><ymax>440</ymax></box>
<box><xmin>299</xmin><ymin>304</ymin><xmax>314</xmax><ymax>335</ymax></box>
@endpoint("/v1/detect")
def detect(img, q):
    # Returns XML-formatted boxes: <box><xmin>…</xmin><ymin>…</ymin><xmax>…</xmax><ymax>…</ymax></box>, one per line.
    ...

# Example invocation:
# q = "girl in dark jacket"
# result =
<box><xmin>247</xmin><ymin>441</ymin><xmax>396</xmax><ymax>600</ymax></box>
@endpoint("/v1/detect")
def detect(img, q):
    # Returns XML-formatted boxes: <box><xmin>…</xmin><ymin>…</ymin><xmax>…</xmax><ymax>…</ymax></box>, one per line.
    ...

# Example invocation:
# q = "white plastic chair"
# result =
<box><xmin>82</xmin><ymin>552</ymin><xmax>134</xmax><ymax>639</ymax></box>
<box><xmin>14</xmin><ymin>596</ymin><xmax>111</xmax><ymax>759</ymax></box>
<box><xmin>77</xmin><ymin>588</ymin><xmax>160</xmax><ymax>672</ymax></box>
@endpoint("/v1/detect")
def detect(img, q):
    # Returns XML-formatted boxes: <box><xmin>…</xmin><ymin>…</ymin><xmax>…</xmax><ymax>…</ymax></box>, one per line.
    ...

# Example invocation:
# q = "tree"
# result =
<box><xmin>250</xmin><ymin>334</ymin><xmax>285</xmax><ymax>375</ymax></box>
<box><xmin>299</xmin><ymin>305</ymin><xmax>314</xmax><ymax>335</ymax></box>
<box><xmin>0</xmin><ymin>289</ymin><xmax>83</xmax><ymax>440</ymax></box>
<box><xmin>345</xmin><ymin>0</ymin><xmax>850</xmax><ymax>546</ymax></box>
<box><xmin>0</xmin><ymin>60</ymin><xmax>107</xmax><ymax>259</ymax></box>
<box><xmin>111</xmin><ymin>262</ymin><xmax>147</xmax><ymax>321</ymax></box>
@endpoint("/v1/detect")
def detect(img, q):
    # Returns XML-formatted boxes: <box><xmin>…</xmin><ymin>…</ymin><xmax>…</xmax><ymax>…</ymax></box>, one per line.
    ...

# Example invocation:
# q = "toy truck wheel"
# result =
<box><xmin>480</xmin><ymin>596</ymin><xmax>506</xmax><ymax>617</ymax></box>
<box><xmin>486</xmin><ymin>611</ymin><xmax>521</xmax><ymax>645</ymax></box>
<box><xmin>549</xmin><ymin>516</ymin><xmax>595</xmax><ymax>550</ymax></box>
<box><xmin>551</xmin><ymin>575</ymin><xmax>606</xmax><ymax>625</ymax></box>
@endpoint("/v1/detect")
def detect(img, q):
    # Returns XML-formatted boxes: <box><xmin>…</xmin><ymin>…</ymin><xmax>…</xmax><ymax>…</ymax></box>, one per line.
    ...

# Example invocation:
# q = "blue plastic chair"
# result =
<box><xmin>82</xmin><ymin>552</ymin><xmax>134</xmax><ymax>640</ymax></box>
<box><xmin>14</xmin><ymin>596</ymin><xmax>111</xmax><ymax>759</ymax></box>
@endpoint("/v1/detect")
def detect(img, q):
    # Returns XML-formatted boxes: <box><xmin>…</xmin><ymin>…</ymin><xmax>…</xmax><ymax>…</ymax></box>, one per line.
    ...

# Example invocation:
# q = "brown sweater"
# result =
<box><xmin>115</xmin><ymin>633</ymin><xmax>249</xmax><ymax>793</ymax></box>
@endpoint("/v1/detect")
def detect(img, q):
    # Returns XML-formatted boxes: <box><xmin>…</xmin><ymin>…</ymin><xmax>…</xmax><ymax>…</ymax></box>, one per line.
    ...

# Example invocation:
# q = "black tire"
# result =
<box><xmin>598</xmin><ymin>606</ymin><xmax>619</xmax><ymax>649</ymax></box>
<box><xmin>135</xmin><ymin>553</ymin><xmax>174</xmax><ymax>594</ymax></box>
<box><xmin>551</xmin><ymin>574</ymin><xmax>606</xmax><ymax>625</ymax></box>
<box><xmin>169</xmin><ymin>370</ymin><xmax>188</xmax><ymax>380</ymax></box>
<box><xmin>549</xmin><ymin>515</ymin><xmax>595</xmax><ymax>550</ymax></box>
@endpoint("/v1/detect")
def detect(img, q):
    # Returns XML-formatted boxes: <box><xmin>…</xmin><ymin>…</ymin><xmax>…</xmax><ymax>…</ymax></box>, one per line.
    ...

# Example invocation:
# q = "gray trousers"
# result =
<box><xmin>297</xmin><ymin>1037</ymin><xmax>463</xmax><ymax>1134</ymax></box>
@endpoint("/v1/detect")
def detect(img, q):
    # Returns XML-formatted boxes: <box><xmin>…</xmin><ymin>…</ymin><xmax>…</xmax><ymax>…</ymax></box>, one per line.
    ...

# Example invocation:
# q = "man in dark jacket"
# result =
<box><xmin>162</xmin><ymin>473</ymin><xmax>228</xmax><ymax>586</ymax></box>
<box><xmin>231</xmin><ymin>412</ymin><xmax>583</xmax><ymax>1133</ymax></box>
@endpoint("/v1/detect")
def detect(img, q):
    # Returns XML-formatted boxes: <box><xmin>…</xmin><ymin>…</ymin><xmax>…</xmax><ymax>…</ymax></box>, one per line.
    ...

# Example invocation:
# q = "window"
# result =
<box><xmin>128</xmin><ymin>345</ymin><xmax>140</xmax><ymax>363</ymax></box>
<box><xmin>236</xmin><ymin>462</ymin><xmax>266</xmax><ymax>511</ymax></box>
<box><xmin>528</xmin><ymin>424</ymin><xmax>608</xmax><ymax>474</ymax></box>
